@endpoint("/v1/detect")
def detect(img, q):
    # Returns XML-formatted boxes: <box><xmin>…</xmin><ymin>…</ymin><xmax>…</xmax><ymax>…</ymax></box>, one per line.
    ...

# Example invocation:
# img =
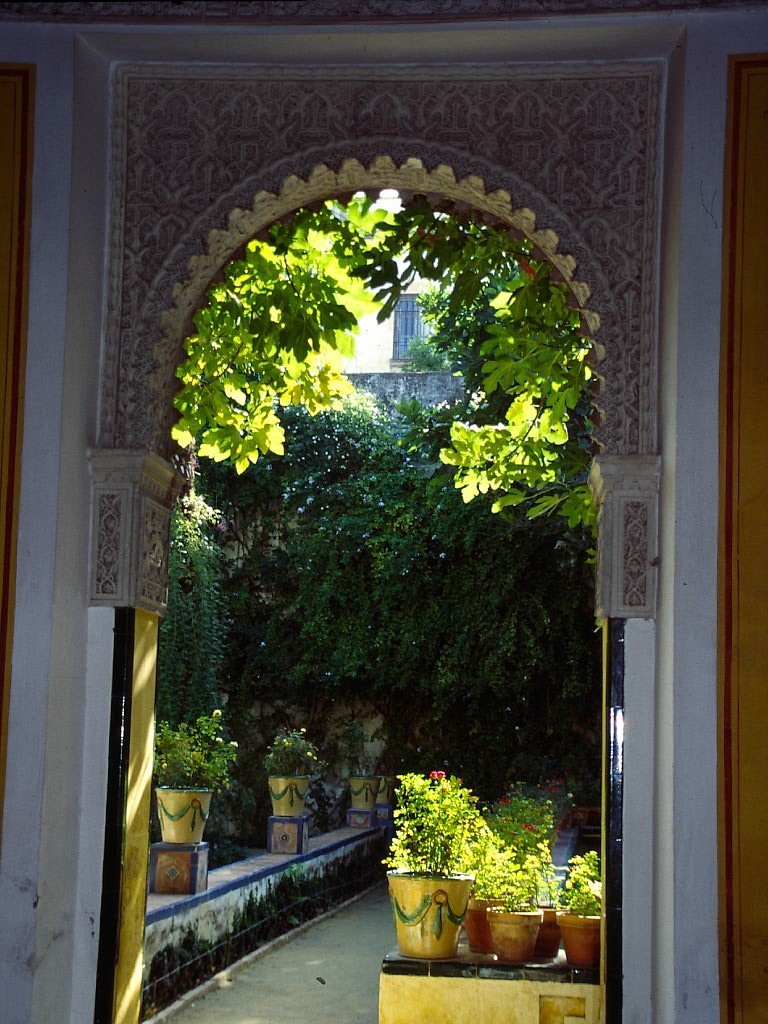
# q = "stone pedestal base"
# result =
<box><xmin>267</xmin><ymin>814</ymin><xmax>310</xmax><ymax>854</ymax></box>
<box><xmin>346</xmin><ymin>807</ymin><xmax>378</xmax><ymax>829</ymax></box>
<box><xmin>379</xmin><ymin>948</ymin><xmax>600</xmax><ymax>1024</ymax></box>
<box><xmin>149</xmin><ymin>842</ymin><xmax>209</xmax><ymax>895</ymax></box>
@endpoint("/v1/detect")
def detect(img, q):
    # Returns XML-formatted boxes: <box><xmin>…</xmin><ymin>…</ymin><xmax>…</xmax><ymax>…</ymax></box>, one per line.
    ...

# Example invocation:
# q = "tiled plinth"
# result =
<box><xmin>267</xmin><ymin>814</ymin><xmax>309</xmax><ymax>854</ymax></box>
<box><xmin>149</xmin><ymin>842</ymin><xmax>209</xmax><ymax>895</ymax></box>
<box><xmin>379</xmin><ymin>946</ymin><xmax>601</xmax><ymax>1024</ymax></box>
<box><xmin>376</xmin><ymin>802</ymin><xmax>393</xmax><ymax>823</ymax></box>
<box><xmin>347</xmin><ymin>807</ymin><xmax>378</xmax><ymax>828</ymax></box>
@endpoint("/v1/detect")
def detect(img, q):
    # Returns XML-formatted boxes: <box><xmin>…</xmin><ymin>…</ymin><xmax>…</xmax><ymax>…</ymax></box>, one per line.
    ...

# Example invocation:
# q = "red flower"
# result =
<box><xmin>523</xmin><ymin>822</ymin><xmax>535</xmax><ymax>832</ymax></box>
<box><xmin>499</xmin><ymin>797</ymin><xmax>510</xmax><ymax>805</ymax></box>
<box><xmin>429</xmin><ymin>770</ymin><xmax>446</xmax><ymax>781</ymax></box>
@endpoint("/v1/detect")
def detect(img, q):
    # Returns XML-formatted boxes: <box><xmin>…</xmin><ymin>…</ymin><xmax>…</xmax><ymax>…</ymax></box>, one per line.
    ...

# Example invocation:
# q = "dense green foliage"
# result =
<box><xmin>196</xmin><ymin>395</ymin><xmax>600</xmax><ymax>809</ymax></box>
<box><xmin>175</xmin><ymin>196</ymin><xmax>595</xmax><ymax>526</ymax></box>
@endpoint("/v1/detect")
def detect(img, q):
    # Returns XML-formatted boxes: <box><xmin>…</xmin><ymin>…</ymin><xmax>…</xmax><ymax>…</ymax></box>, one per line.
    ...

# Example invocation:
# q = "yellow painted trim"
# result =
<box><xmin>113</xmin><ymin>610</ymin><xmax>158</xmax><ymax>1024</ymax></box>
<box><xmin>600</xmin><ymin>617</ymin><xmax>608</xmax><ymax>1020</ymax></box>
<box><xmin>719</xmin><ymin>54</ymin><xmax>768</xmax><ymax>1024</ymax></box>
<box><xmin>0</xmin><ymin>64</ymin><xmax>34</xmax><ymax>848</ymax></box>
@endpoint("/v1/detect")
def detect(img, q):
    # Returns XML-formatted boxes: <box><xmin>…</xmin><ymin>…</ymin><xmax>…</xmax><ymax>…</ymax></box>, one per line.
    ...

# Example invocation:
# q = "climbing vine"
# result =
<box><xmin>156</xmin><ymin>492</ymin><xmax>226</xmax><ymax>726</ymax></box>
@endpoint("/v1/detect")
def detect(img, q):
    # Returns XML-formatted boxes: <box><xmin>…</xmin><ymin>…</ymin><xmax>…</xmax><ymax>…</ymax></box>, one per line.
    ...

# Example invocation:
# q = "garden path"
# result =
<box><xmin>154</xmin><ymin>882</ymin><xmax>394</xmax><ymax>1024</ymax></box>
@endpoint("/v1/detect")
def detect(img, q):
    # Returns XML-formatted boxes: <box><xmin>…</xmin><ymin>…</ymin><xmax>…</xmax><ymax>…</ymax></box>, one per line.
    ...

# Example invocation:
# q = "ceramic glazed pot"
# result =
<box><xmin>348</xmin><ymin>775</ymin><xmax>380</xmax><ymax>810</ymax></box>
<box><xmin>155</xmin><ymin>788</ymin><xmax>213</xmax><ymax>844</ymax></box>
<box><xmin>268</xmin><ymin>775</ymin><xmax>310</xmax><ymax>816</ymax></box>
<box><xmin>387</xmin><ymin>871</ymin><xmax>474</xmax><ymax>959</ymax></box>
<box><xmin>465</xmin><ymin>898</ymin><xmax>504</xmax><ymax>954</ymax></box>
<box><xmin>532</xmin><ymin>906</ymin><xmax>562</xmax><ymax>959</ymax></box>
<box><xmin>488</xmin><ymin>908</ymin><xmax>543</xmax><ymax>963</ymax></box>
<box><xmin>556</xmin><ymin>912</ymin><xmax>601</xmax><ymax>968</ymax></box>
<box><xmin>375</xmin><ymin>776</ymin><xmax>398</xmax><ymax>806</ymax></box>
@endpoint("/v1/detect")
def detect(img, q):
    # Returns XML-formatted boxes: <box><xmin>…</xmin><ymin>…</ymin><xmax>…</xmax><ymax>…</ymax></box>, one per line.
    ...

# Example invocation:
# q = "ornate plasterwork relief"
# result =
<box><xmin>89</xmin><ymin>450</ymin><xmax>184</xmax><ymax>614</ymax></box>
<box><xmin>589</xmin><ymin>454</ymin><xmax>661</xmax><ymax>619</ymax></box>
<box><xmin>0</xmin><ymin>1</ymin><xmax>762</xmax><ymax>23</ymax></box>
<box><xmin>92</xmin><ymin>59</ymin><xmax>664</xmax><ymax>617</ymax></box>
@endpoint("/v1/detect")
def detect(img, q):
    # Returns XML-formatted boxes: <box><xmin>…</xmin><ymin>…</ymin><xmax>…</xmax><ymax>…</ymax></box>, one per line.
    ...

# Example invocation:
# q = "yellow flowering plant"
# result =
<box><xmin>154</xmin><ymin>710</ymin><xmax>238</xmax><ymax>790</ymax></box>
<box><xmin>263</xmin><ymin>727</ymin><xmax>324</xmax><ymax>777</ymax></box>
<box><xmin>385</xmin><ymin>771</ymin><xmax>487</xmax><ymax>878</ymax></box>
<box><xmin>562</xmin><ymin>851</ymin><xmax>602</xmax><ymax>917</ymax></box>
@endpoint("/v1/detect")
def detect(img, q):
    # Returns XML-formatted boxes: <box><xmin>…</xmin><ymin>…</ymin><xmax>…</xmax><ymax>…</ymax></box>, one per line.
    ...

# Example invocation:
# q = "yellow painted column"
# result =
<box><xmin>0</xmin><ymin>65</ymin><xmax>33</xmax><ymax>846</ymax></box>
<box><xmin>113</xmin><ymin>609</ymin><xmax>158</xmax><ymax>1024</ymax></box>
<box><xmin>719</xmin><ymin>55</ymin><xmax>768</xmax><ymax>1024</ymax></box>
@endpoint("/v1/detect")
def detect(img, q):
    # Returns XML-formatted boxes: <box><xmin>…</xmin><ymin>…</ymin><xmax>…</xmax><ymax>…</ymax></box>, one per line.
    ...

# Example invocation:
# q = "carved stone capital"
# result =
<box><xmin>589</xmin><ymin>454</ymin><xmax>661</xmax><ymax>619</ymax></box>
<box><xmin>88</xmin><ymin>449</ymin><xmax>185</xmax><ymax>614</ymax></box>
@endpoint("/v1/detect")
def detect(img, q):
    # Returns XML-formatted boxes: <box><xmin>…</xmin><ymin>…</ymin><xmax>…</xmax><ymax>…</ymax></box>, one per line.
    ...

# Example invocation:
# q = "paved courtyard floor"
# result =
<box><xmin>156</xmin><ymin>883</ymin><xmax>394</xmax><ymax>1024</ymax></box>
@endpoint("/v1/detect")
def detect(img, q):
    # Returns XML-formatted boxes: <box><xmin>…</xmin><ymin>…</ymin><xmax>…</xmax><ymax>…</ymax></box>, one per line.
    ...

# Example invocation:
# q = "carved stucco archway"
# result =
<box><xmin>89</xmin><ymin>60</ymin><xmax>663</xmax><ymax>620</ymax></box>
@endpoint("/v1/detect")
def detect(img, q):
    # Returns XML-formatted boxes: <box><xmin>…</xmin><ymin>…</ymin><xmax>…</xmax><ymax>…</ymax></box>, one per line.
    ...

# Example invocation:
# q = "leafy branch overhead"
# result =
<box><xmin>174</xmin><ymin>195</ymin><xmax>596</xmax><ymax>524</ymax></box>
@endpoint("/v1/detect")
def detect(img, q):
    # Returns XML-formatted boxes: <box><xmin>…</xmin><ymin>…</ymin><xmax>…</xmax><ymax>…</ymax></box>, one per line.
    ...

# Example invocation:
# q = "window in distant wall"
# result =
<box><xmin>392</xmin><ymin>294</ymin><xmax>426</xmax><ymax>360</ymax></box>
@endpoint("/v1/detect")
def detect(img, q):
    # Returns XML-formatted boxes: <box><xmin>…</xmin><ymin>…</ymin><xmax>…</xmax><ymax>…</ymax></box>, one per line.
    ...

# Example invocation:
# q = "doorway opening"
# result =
<box><xmin>137</xmin><ymin>186</ymin><xmax>607</xmax><ymax>1018</ymax></box>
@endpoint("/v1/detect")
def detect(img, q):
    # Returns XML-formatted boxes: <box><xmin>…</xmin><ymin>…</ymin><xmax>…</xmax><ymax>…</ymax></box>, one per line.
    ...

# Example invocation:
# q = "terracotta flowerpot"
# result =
<box><xmin>155</xmin><ymin>788</ymin><xmax>213</xmax><ymax>844</ymax></box>
<box><xmin>465</xmin><ymin>898</ymin><xmax>504</xmax><ymax>954</ymax></box>
<box><xmin>387</xmin><ymin>871</ymin><xmax>474</xmax><ymax>959</ymax></box>
<box><xmin>268</xmin><ymin>775</ymin><xmax>310</xmax><ymax>816</ymax></box>
<box><xmin>348</xmin><ymin>775</ymin><xmax>380</xmax><ymax>810</ymax></box>
<box><xmin>488</xmin><ymin>908</ymin><xmax>543</xmax><ymax>963</ymax></box>
<box><xmin>376</xmin><ymin>776</ymin><xmax>398</xmax><ymax>806</ymax></box>
<box><xmin>556</xmin><ymin>911</ymin><xmax>601</xmax><ymax>968</ymax></box>
<box><xmin>532</xmin><ymin>906</ymin><xmax>561</xmax><ymax>959</ymax></box>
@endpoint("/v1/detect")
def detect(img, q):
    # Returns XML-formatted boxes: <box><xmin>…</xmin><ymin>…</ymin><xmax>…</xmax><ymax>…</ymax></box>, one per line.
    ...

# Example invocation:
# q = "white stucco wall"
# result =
<box><xmin>0</xmin><ymin>26</ymin><xmax>115</xmax><ymax>1024</ymax></box>
<box><xmin>0</xmin><ymin>26</ymin><xmax>77</xmax><ymax>1024</ymax></box>
<box><xmin>1</xmin><ymin>10</ymin><xmax>767</xmax><ymax>1024</ymax></box>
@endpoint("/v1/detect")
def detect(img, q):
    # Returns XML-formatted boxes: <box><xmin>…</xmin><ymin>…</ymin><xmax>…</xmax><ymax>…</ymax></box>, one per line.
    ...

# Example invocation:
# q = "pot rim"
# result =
<box><xmin>556</xmin><ymin>910</ymin><xmax>601</xmax><ymax>922</ymax></box>
<box><xmin>487</xmin><ymin>907</ymin><xmax>544</xmax><ymax>918</ymax></box>
<box><xmin>155</xmin><ymin>786</ymin><xmax>214</xmax><ymax>793</ymax></box>
<box><xmin>387</xmin><ymin>869</ymin><xmax>475</xmax><ymax>882</ymax></box>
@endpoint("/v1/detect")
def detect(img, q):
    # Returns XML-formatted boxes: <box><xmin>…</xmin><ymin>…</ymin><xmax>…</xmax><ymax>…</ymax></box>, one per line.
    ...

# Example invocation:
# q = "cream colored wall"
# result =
<box><xmin>344</xmin><ymin>311</ymin><xmax>394</xmax><ymax>374</ymax></box>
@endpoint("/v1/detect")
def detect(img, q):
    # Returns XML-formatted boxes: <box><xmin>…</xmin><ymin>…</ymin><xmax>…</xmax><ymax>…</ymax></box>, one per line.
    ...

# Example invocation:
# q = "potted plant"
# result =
<box><xmin>484</xmin><ymin>787</ymin><xmax>564</xmax><ymax>959</ymax></box>
<box><xmin>465</xmin><ymin>832</ymin><xmax>514</xmax><ymax>954</ymax></box>
<box><xmin>263</xmin><ymin>727</ymin><xmax>323</xmax><ymax>817</ymax></box>
<box><xmin>340</xmin><ymin>719</ymin><xmax>380</xmax><ymax>810</ymax></box>
<box><xmin>385</xmin><ymin>770</ymin><xmax>486</xmax><ymax>959</ymax></box>
<box><xmin>153</xmin><ymin>709</ymin><xmax>238</xmax><ymax>844</ymax></box>
<box><xmin>486</xmin><ymin>853</ymin><xmax>544</xmax><ymax>963</ymax></box>
<box><xmin>556</xmin><ymin>850</ymin><xmax>602</xmax><ymax>968</ymax></box>
<box><xmin>532</xmin><ymin>845</ymin><xmax>563</xmax><ymax>959</ymax></box>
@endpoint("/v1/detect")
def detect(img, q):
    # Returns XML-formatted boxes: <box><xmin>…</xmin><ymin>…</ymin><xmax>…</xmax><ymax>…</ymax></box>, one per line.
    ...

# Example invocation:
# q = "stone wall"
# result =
<box><xmin>349</xmin><ymin>371</ymin><xmax>463</xmax><ymax>408</ymax></box>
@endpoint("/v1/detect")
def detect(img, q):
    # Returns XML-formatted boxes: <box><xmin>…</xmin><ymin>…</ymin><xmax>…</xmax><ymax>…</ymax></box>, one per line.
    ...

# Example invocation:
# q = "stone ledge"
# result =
<box><xmin>382</xmin><ymin>944</ymin><xmax>598</xmax><ymax>985</ymax></box>
<box><xmin>144</xmin><ymin>826</ymin><xmax>383</xmax><ymax>962</ymax></box>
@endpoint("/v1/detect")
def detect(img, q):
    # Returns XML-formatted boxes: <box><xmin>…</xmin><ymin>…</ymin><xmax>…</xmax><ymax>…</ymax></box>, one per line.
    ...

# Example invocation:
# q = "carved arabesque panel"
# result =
<box><xmin>0</xmin><ymin>2</ymin><xmax>762</xmax><ymax>23</ymax></box>
<box><xmin>94</xmin><ymin>59</ymin><xmax>664</xmax><ymax>616</ymax></box>
<box><xmin>89</xmin><ymin>450</ymin><xmax>184</xmax><ymax>614</ymax></box>
<box><xmin>104</xmin><ymin>62</ymin><xmax>661</xmax><ymax>461</ymax></box>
